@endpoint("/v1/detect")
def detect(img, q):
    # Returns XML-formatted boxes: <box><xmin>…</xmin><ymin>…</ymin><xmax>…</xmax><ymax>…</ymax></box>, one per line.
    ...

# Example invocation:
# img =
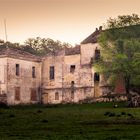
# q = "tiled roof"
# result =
<box><xmin>0</xmin><ymin>47</ymin><xmax>41</xmax><ymax>62</ymax></box>
<box><xmin>65</xmin><ymin>45</ymin><xmax>80</xmax><ymax>55</ymax></box>
<box><xmin>81</xmin><ymin>26</ymin><xmax>102</xmax><ymax>44</ymax></box>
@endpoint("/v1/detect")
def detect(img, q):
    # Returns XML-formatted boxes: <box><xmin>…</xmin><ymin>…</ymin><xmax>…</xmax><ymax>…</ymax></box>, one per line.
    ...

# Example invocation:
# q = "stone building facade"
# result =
<box><xmin>0</xmin><ymin>27</ymin><xmax>116</xmax><ymax>105</ymax></box>
<box><xmin>0</xmin><ymin>48</ymin><xmax>42</xmax><ymax>105</ymax></box>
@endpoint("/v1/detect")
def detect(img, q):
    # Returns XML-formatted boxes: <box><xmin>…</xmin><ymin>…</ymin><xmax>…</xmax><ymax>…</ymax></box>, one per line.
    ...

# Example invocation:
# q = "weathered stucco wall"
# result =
<box><xmin>81</xmin><ymin>43</ymin><xmax>100</xmax><ymax>65</ymax></box>
<box><xmin>0</xmin><ymin>57</ymin><xmax>8</xmax><ymax>95</ymax></box>
<box><xmin>6</xmin><ymin>58</ymin><xmax>42</xmax><ymax>105</ymax></box>
<box><xmin>41</xmin><ymin>48</ymin><xmax>101</xmax><ymax>104</ymax></box>
<box><xmin>42</xmin><ymin>55</ymin><xmax>64</xmax><ymax>89</ymax></box>
<box><xmin>0</xmin><ymin>42</ymin><xmax>106</xmax><ymax>105</ymax></box>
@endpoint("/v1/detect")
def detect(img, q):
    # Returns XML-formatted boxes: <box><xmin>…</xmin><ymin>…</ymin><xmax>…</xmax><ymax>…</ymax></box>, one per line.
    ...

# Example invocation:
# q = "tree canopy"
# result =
<box><xmin>24</xmin><ymin>37</ymin><xmax>72</xmax><ymax>56</ymax></box>
<box><xmin>0</xmin><ymin>37</ymin><xmax>72</xmax><ymax>56</ymax></box>
<box><xmin>94</xmin><ymin>14</ymin><xmax>140</xmax><ymax>96</ymax></box>
<box><xmin>105</xmin><ymin>14</ymin><xmax>140</xmax><ymax>29</ymax></box>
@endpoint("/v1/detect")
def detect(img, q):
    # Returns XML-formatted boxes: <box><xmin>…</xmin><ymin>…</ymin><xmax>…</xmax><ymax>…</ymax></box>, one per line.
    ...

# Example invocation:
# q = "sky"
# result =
<box><xmin>0</xmin><ymin>0</ymin><xmax>140</xmax><ymax>45</ymax></box>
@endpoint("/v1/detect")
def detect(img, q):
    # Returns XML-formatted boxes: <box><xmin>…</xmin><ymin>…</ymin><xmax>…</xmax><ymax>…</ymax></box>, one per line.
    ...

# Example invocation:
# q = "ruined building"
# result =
<box><xmin>0</xmin><ymin>27</ymin><xmax>118</xmax><ymax>105</ymax></box>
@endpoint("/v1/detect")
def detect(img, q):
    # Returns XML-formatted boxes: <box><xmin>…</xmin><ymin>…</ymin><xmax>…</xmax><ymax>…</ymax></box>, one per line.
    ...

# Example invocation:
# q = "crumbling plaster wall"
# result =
<box><xmin>42</xmin><ymin>52</ymin><xmax>96</xmax><ymax>104</ymax></box>
<box><xmin>81</xmin><ymin>43</ymin><xmax>104</xmax><ymax>97</ymax></box>
<box><xmin>0</xmin><ymin>57</ymin><xmax>8</xmax><ymax>95</ymax></box>
<box><xmin>7</xmin><ymin>58</ymin><xmax>42</xmax><ymax>105</ymax></box>
<box><xmin>42</xmin><ymin>55</ymin><xmax>64</xmax><ymax>89</ymax></box>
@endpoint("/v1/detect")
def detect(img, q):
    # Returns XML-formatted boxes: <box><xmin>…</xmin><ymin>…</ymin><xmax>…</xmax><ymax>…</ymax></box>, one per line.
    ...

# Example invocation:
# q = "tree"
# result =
<box><xmin>94</xmin><ymin>14</ymin><xmax>140</xmax><ymax>103</ymax></box>
<box><xmin>24</xmin><ymin>37</ymin><xmax>72</xmax><ymax>56</ymax></box>
<box><xmin>105</xmin><ymin>14</ymin><xmax>140</xmax><ymax>29</ymax></box>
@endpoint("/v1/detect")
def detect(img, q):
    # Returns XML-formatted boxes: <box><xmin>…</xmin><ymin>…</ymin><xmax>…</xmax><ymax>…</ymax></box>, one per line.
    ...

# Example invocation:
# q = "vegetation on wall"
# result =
<box><xmin>94</xmin><ymin>14</ymin><xmax>140</xmax><ymax>97</ymax></box>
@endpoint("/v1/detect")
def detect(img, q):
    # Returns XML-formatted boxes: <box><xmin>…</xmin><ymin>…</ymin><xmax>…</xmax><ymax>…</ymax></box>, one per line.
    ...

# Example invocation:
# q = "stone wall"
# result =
<box><xmin>41</xmin><ymin>46</ymin><xmax>100</xmax><ymax>104</ymax></box>
<box><xmin>6</xmin><ymin>57</ymin><xmax>42</xmax><ymax>105</ymax></box>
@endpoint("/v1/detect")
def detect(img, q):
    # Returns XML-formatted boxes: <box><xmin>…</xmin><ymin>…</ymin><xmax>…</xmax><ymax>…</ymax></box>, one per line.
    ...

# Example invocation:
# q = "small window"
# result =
<box><xmin>32</xmin><ymin>66</ymin><xmax>36</xmax><ymax>78</ymax></box>
<box><xmin>55</xmin><ymin>92</ymin><xmax>59</xmax><ymax>100</ymax></box>
<box><xmin>50</xmin><ymin>66</ymin><xmax>55</xmax><ymax>80</ymax></box>
<box><xmin>30</xmin><ymin>88</ymin><xmax>37</xmax><ymax>101</ymax></box>
<box><xmin>15</xmin><ymin>87</ymin><xmax>20</xmax><ymax>101</ymax></box>
<box><xmin>71</xmin><ymin>81</ymin><xmax>75</xmax><ymax>96</ymax></box>
<box><xmin>70</xmin><ymin>65</ymin><xmax>75</xmax><ymax>73</ymax></box>
<box><xmin>95</xmin><ymin>49</ymin><xmax>100</xmax><ymax>60</ymax></box>
<box><xmin>71</xmin><ymin>81</ymin><xmax>75</xmax><ymax>86</ymax></box>
<box><xmin>16</xmin><ymin>64</ymin><xmax>20</xmax><ymax>76</ymax></box>
<box><xmin>94</xmin><ymin>73</ymin><xmax>100</xmax><ymax>82</ymax></box>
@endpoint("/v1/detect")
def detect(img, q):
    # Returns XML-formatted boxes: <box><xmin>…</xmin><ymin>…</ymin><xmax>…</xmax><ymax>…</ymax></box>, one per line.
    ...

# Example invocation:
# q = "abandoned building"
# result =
<box><xmin>0</xmin><ymin>27</ymin><xmax>125</xmax><ymax>105</ymax></box>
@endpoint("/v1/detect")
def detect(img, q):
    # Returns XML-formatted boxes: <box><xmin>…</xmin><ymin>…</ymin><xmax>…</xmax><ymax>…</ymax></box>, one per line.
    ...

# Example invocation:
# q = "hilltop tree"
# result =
<box><xmin>94</xmin><ymin>14</ymin><xmax>140</xmax><ymax>103</ymax></box>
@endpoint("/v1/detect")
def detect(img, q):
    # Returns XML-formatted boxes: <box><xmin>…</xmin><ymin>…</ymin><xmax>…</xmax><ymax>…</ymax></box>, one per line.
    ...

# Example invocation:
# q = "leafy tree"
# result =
<box><xmin>24</xmin><ymin>37</ymin><xmax>72</xmax><ymax>56</ymax></box>
<box><xmin>94</xmin><ymin>14</ymin><xmax>140</xmax><ymax>101</ymax></box>
<box><xmin>105</xmin><ymin>14</ymin><xmax>140</xmax><ymax>29</ymax></box>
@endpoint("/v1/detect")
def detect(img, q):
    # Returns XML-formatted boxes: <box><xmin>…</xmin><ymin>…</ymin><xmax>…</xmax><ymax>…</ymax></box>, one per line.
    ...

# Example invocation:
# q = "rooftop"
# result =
<box><xmin>0</xmin><ymin>47</ymin><xmax>41</xmax><ymax>62</ymax></box>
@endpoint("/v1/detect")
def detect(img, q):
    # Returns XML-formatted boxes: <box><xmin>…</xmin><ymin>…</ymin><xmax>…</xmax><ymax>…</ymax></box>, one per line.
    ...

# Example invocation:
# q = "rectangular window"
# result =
<box><xmin>30</xmin><ymin>88</ymin><xmax>37</xmax><ymax>101</ymax></box>
<box><xmin>50</xmin><ymin>66</ymin><xmax>55</xmax><ymax>80</ymax></box>
<box><xmin>95</xmin><ymin>49</ymin><xmax>100</xmax><ymax>60</ymax></box>
<box><xmin>94</xmin><ymin>73</ymin><xmax>100</xmax><ymax>82</ymax></box>
<box><xmin>16</xmin><ymin>64</ymin><xmax>20</xmax><ymax>76</ymax></box>
<box><xmin>32</xmin><ymin>66</ymin><xmax>36</xmax><ymax>78</ymax></box>
<box><xmin>70</xmin><ymin>65</ymin><xmax>75</xmax><ymax>73</ymax></box>
<box><xmin>15</xmin><ymin>87</ymin><xmax>20</xmax><ymax>101</ymax></box>
<box><xmin>55</xmin><ymin>92</ymin><xmax>59</xmax><ymax>100</ymax></box>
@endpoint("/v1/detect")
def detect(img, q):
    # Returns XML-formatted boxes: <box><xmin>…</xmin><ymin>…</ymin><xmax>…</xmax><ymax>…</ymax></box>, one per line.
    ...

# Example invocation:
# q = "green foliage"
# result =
<box><xmin>24</xmin><ymin>37</ymin><xmax>72</xmax><ymax>56</ymax></box>
<box><xmin>0</xmin><ymin>37</ymin><xmax>72</xmax><ymax>56</ymax></box>
<box><xmin>105</xmin><ymin>14</ymin><xmax>140</xmax><ymax>29</ymax></box>
<box><xmin>95</xmin><ymin>15</ymin><xmax>140</xmax><ymax>92</ymax></box>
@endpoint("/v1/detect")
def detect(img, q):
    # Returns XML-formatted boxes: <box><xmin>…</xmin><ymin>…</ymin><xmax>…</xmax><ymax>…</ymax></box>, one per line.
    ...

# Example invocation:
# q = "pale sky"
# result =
<box><xmin>0</xmin><ymin>0</ymin><xmax>140</xmax><ymax>45</ymax></box>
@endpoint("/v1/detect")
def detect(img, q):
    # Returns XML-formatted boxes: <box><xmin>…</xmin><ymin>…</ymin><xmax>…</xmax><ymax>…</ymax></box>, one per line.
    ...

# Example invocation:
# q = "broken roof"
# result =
<box><xmin>65</xmin><ymin>45</ymin><xmax>80</xmax><ymax>55</ymax></box>
<box><xmin>0</xmin><ymin>47</ymin><xmax>41</xmax><ymax>62</ymax></box>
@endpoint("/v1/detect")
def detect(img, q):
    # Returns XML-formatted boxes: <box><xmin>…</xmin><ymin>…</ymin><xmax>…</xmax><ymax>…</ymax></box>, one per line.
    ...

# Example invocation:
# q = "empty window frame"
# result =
<box><xmin>71</xmin><ymin>81</ymin><xmax>75</xmax><ymax>86</ymax></box>
<box><xmin>32</xmin><ymin>66</ymin><xmax>36</xmax><ymax>78</ymax></box>
<box><xmin>16</xmin><ymin>64</ymin><xmax>20</xmax><ymax>76</ymax></box>
<box><xmin>95</xmin><ymin>49</ymin><xmax>100</xmax><ymax>60</ymax></box>
<box><xmin>15</xmin><ymin>87</ymin><xmax>20</xmax><ymax>101</ymax></box>
<box><xmin>70</xmin><ymin>65</ymin><xmax>76</xmax><ymax>73</ymax></box>
<box><xmin>50</xmin><ymin>66</ymin><xmax>55</xmax><ymax>80</ymax></box>
<box><xmin>30</xmin><ymin>88</ymin><xmax>37</xmax><ymax>101</ymax></box>
<box><xmin>55</xmin><ymin>92</ymin><xmax>59</xmax><ymax>100</ymax></box>
<box><xmin>94</xmin><ymin>73</ymin><xmax>100</xmax><ymax>82</ymax></box>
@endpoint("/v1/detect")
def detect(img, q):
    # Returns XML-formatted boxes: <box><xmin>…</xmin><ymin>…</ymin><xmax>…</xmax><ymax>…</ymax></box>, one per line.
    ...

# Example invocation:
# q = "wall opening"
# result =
<box><xmin>42</xmin><ymin>93</ymin><xmax>48</xmax><ymax>104</ymax></box>
<box><xmin>30</xmin><ymin>88</ymin><xmax>37</xmax><ymax>101</ymax></box>
<box><xmin>71</xmin><ymin>81</ymin><xmax>75</xmax><ymax>99</ymax></box>
<box><xmin>55</xmin><ymin>92</ymin><xmax>59</xmax><ymax>100</ymax></box>
<box><xmin>15</xmin><ymin>87</ymin><xmax>20</xmax><ymax>101</ymax></box>
<box><xmin>70</xmin><ymin>65</ymin><xmax>75</xmax><ymax>73</ymax></box>
<box><xmin>16</xmin><ymin>64</ymin><xmax>20</xmax><ymax>76</ymax></box>
<box><xmin>71</xmin><ymin>91</ymin><xmax>74</xmax><ymax>99</ymax></box>
<box><xmin>32</xmin><ymin>66</ymin><xmax>36</xmax><ymax>78</ymax></box>
<box><xmin>50</xmin><ymin>66</ymin><xmax>55</xmax><ymax>80</ymax></box>
<box><xmin>95</xmin><ymin>48</ymin><xmax>100</xmax><ymax>61</ymax></box>
<box><xmin>94</xmin><ymin>73</ymin><xmax>100</xmax><ymax>82</ymax></box>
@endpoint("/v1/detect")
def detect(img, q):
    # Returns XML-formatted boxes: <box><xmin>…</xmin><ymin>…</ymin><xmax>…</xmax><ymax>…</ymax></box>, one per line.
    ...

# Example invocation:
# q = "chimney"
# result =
<box><xmin>99</xmin><ymin>26</ymin><xmax>102</xmax><ymax>31</ymax></box>
<box><xmin>95</xmin><ymin>28</ymin><xmax>98</xmax><ymax>32</ymax></box>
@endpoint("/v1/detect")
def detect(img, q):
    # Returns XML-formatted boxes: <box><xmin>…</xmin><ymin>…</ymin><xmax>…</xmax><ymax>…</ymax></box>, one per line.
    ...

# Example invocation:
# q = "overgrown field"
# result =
<box><xmin>0</xmin><ymin>102</ymin><xmax>140</xmax><ymax>140</ymax></box>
